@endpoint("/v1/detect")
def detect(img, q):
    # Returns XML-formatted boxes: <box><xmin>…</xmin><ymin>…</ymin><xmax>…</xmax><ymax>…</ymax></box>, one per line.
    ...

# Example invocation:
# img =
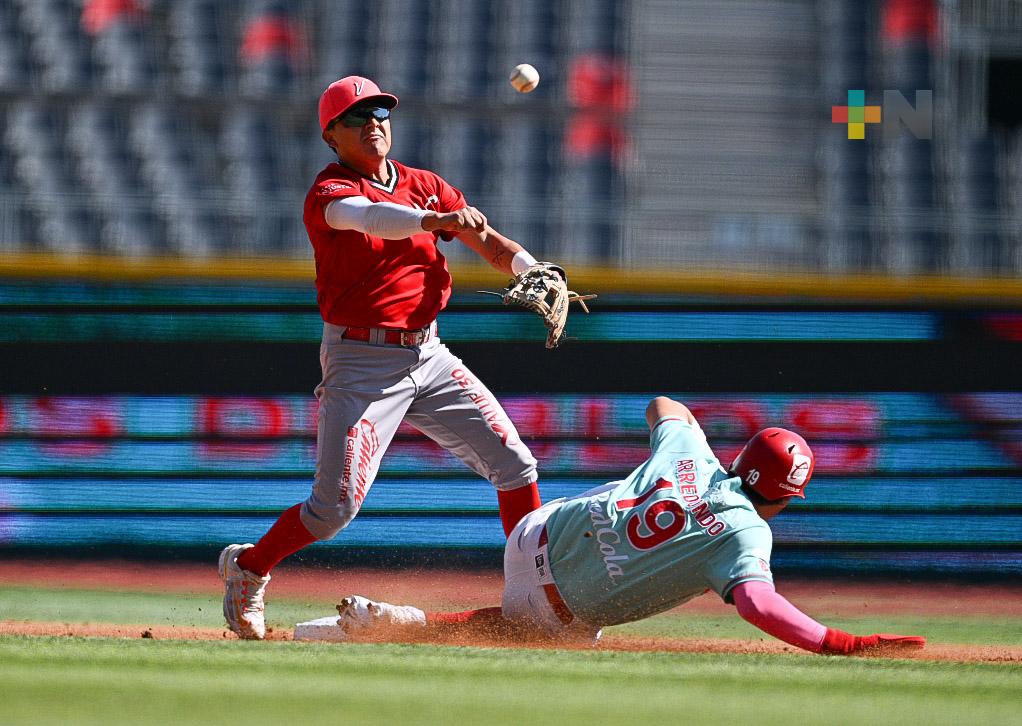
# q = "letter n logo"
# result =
<box><xmin>882</xmin><ymin>90</ymin><xmax>933</xmax><ymax>139</ymax></box>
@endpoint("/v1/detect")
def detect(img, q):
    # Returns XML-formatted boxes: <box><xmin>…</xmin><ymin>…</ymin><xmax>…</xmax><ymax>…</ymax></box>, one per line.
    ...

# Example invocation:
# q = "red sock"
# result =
<box><xmin>497</xmin><ymin>482</ymin><xmax>542</xmax><ymax>537</ymax></box>
<box><xmin>236</xmin><ymin>504</ymin><xmax>318</xmax><ymax>577</ymax></box>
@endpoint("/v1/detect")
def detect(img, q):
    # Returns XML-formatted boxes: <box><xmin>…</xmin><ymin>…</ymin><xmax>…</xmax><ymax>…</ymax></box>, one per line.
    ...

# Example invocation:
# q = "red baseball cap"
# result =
<box><xmin>318</xmin><ymin>76</ymin><xmax>399</xmax><ymax>132</ymax></box>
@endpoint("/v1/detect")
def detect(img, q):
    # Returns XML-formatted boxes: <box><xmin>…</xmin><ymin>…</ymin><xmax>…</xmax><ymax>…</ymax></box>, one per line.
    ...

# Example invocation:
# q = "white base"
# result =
<box><xmin>293</xmin><ymin>615</ymin><xmax>348</xmax><ymax>642</ymax></box>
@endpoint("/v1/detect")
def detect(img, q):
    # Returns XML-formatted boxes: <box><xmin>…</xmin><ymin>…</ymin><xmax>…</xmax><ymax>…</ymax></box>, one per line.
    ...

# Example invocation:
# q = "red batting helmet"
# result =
<box><xmin>730</xmin><ymin>428</ymin><xmax>815</xmax><ymax>500</ymax></box>
<box><xmin>319</xmin><ymin>76</ymin><xmax>399</xmax><ymax>132</ymax></box>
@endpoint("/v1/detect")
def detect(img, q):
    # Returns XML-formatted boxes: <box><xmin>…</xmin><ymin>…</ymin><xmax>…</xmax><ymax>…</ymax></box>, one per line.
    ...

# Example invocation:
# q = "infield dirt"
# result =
<box><xmin>1</xmin><ymin>558</ymin><xmax>1019</xmax><ymax>664</ymax></box>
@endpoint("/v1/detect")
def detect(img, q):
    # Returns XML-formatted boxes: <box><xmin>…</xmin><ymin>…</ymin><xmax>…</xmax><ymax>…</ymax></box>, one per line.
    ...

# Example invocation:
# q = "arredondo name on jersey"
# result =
<box><xmin>588</xmin><ymin>459</ymin><xmax>729</xmax><ymax>585</ymax></box>
<box><xmin>676</xmin><ymin>458</ymin><xmax>727</xmax><ymax>537</ymax></box>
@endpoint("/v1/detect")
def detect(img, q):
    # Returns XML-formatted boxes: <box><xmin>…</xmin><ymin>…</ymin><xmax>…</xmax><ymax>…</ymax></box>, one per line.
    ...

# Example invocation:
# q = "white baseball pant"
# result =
<box><xmin>502</xmin><ymin>498</ymin><xmax>602</xmax><ymax>642</ymax></box>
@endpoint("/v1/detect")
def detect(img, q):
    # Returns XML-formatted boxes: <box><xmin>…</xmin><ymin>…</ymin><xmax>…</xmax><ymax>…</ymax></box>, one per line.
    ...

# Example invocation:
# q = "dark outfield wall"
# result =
<box><xmin>1</xmin><ymin>284</ymin><xmax>1020</xmax><ymax>575</ymax></box>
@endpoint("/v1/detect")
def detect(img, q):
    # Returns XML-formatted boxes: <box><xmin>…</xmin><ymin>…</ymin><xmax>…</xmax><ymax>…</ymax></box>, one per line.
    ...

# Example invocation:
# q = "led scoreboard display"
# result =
<box><xmin>1</xmin><ymin>393</ymin><xmax>1020</xmax><ymax>575</ymax></box>
<box><xmin>1</xmin><ymin>284</ymin><xmax>1020</xmax><ymax>574</ymax></box>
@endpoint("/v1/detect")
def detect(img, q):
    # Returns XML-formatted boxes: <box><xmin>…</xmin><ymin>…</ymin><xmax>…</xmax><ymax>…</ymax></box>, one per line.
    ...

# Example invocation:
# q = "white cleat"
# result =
<box><xmin>335</xmin><ymin>595</ymin><xmax>426</xmax><ymax>637</ymax></box>
<box><xmin>218</xmin><ymin>543</ymin><xmax>271</xmax><ymax>640</ymax></box>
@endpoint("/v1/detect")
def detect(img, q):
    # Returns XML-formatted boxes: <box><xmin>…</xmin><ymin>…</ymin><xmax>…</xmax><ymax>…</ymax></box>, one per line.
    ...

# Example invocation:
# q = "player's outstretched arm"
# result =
<box><xmin>454</xmin><ymin>224</ymin><xmax>527</xmax><ymax>276</ymax></box>
<box><xmin>645</xmin><ymin>396</ymin><xmax>697</xmax><ymax>429</ymax></box>
<box><xmin>818</xmin><ymin>630</ymin><xmax>928</xmax><ymax>654</ymax></box>
<box><xmin>422</xmin><ymin>206</ymin><xmax>488</xmax><ymax>236</ymax></box>
<box><xmin>325</xmin><ymin>196</ymin><xmax>430</xmax><ymax>238</ymax></box>
<box><xmin>732</xmin><ymin>581</ymin><xmax>926</xmax><ymax>655</ymax></box>
<box><xmin>324</xmin><ymin>197</ymin><xmax>491</xmax><ymax>242</ymax></box>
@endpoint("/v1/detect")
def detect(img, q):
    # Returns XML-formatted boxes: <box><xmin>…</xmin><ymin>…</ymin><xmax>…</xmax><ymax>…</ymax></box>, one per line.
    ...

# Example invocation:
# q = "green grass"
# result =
<box><xmin>1</xmin><ymin>637</ymin><xmax>1020</xmax><ymax>726</ymax></box>
<box><xmin>1</xmin><ymin>586</ymin><xmax>1020</xmax><ymax>725</ymax></box>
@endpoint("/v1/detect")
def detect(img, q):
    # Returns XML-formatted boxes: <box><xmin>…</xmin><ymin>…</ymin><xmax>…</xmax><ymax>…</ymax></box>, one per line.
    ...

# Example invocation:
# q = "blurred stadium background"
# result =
<box><xmin>1</xmin><ymin>0</ymin><xmax>1021</xmax><ymax>577</ymax></box>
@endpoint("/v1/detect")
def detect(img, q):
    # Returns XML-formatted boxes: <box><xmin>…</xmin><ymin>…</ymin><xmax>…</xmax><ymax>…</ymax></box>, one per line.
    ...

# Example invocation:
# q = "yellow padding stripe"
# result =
<box><xmin>1</xmin><ymin>252</ymin><xmax>1021</xmax><ymax>303</ymax></box>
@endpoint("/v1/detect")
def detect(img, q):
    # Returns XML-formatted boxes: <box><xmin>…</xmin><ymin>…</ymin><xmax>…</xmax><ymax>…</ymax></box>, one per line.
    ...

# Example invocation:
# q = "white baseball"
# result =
<box><xmin>509</xmin><ymin>63</ymin><xmax>540</xmax><ymax>93</ymax></box>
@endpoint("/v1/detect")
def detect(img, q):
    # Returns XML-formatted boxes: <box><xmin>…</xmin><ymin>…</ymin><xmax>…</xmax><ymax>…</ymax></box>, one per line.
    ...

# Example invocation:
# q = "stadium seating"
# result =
<box><xmin>950</xmin><ymin>133</ymin><xmax>1005</xmax><ymax>271</ymax></box>
<box><xmin>0</xmin><ymin>3</ymin><xmax>29</xmax><ymax>92</ymax></box>
<box><xmin>5</xmin><ymin>101</ymin><xmax>94</xmax><ymax>253</ymax></box>
<box><xmin>168</xmin><ymin>0</ymin><xmax>228</xmax><ymax>97</ymax></box>
<box><xmin>313</xmin><ymin>2</ymin><xmax>362</xmax><ymax>90</ymax></box>
<box><xmin>238</xmin><ymin>1</ymin><xmax>308</xmax><ymax>99</ymax></box>
<box><xmin>820</xmin><ymin>135</ymin><xmax>875</xmax><ymax>270</ymax></box>
<box><xmin>819</xmin><ymin>0</ymin><xmax>870</xmax><ymax>94</ymax></box>
<box><xmin>0</xmin><ymin>0</ymin><xmax>1014</xmax><ymax>276</ymax></box>
<box><xmin>881</xmin><ymin>136</ymin><xmax>941</xmax><ymax>271</ymax></box>
<box><xmin>427</xmin><ymin>0</ymin><xmax>489</xmax><ymax>101</ymax></box>
<box><xmin>17</xmin><ymin>0</ymin><xmax>94</xmax><ymax>93</ymax></box>
<box><xmin>1012</xmin><ymin>131</ymin><xmax>1022</xmax><ymax>267</ymax></box>
<box><xmin>128</xmin><ymin>103</ymin><xmax>225</xmax><ymax>256</ymax></box>
<box><xmin>80</xmin><ymin>0</ymin><xmax>154</xmax><ymax>95</ymax></box>
<box><xmin>884</xmin><ymin>39</ymin><xmax>933</xmax><ymax>96</ymax></box>
<box><xmin>371</xmin><ymin>0</ymin><xmax>431</xmax><ymax>94</ymax></box>
<box><xmin>429</xmin><ymin>119</ymin><xmax>486</xmax><ymax>202</ymax></box>
<box><xmin>67</xmin><ymin>103</ymin><xmax>160</xmax><ymax>255</ymax></box>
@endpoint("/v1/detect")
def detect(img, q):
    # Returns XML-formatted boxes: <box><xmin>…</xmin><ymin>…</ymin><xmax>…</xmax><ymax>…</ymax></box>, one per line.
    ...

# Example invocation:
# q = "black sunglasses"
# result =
<box><xmin>337</xmin><ymin>106</ymin><xmax>391</xmax><ymax>128</ymax></box>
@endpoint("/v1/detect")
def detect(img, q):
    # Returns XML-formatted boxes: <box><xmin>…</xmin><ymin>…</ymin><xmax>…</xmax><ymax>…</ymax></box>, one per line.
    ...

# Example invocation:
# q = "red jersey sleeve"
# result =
<box><xmin>432</xmin><ymin>173</ymin><xmax>468</xmax><ymax>242</ymax></box>
<box><xmin>304</xmin><ymin>168</ymin><xmax>366</xmax><ymax>235</ymax></box>
<box><xmin>312</xmin><ymin>177</ymin><xmax>363</xmax><ymax>202</ymax></box>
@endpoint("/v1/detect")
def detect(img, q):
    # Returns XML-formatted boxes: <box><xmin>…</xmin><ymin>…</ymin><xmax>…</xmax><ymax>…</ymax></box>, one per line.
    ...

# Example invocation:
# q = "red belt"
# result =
<box><xmin>341</xmin><ymin>323</ymin><xmax>434</xmax><ymax>347</ymax></box>
<box><xmin>538</xmin><ymin>527</ymin><xmax>574</xmax><ymax>625</ymax></box>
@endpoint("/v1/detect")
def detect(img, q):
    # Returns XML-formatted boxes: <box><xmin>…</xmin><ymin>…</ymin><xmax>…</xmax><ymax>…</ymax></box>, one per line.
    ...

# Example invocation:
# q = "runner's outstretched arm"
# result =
<box><xmin>731</xmin><ymin>581</ymin><xmax>925</xmax><ymax>654</ymax></box>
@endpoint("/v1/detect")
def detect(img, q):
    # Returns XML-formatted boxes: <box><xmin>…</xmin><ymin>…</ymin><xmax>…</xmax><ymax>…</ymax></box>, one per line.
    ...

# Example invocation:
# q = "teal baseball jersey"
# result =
<box><xmin>543</xmin><ymin>416</ymin><xmax>775</xmax><ymax>626</ymax></box>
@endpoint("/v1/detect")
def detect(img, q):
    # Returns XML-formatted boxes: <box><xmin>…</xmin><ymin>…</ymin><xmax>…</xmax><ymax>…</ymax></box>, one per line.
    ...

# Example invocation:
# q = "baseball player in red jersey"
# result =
<box><xmin>218</xmin><ymin>75</ymin><xmax>565</xmax><ymax>639</ymax></box>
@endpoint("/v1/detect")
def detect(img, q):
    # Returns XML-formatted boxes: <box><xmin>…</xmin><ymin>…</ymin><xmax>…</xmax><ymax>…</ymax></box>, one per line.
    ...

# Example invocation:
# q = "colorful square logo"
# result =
<box><xmin>832</xmin><ymin>90</ymin><xmax>882</xmax><ymax>139</ymax></box>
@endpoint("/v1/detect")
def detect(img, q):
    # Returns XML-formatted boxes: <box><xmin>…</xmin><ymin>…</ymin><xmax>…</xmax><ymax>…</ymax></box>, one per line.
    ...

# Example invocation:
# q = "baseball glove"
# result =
<box><xmin>501</xmin><ymin>263</ymin><xmax>596</xmax><ymax>349</ymax></box>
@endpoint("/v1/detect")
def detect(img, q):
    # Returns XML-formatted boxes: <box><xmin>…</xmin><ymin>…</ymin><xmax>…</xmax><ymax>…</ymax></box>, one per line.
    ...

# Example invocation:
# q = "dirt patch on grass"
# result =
<box><xmin>2</xmin><ymin>558</ymin><xmax>1020</xmax><ymax>617</ymax></box>
<box><xmin>0</xmin><ymin>619</ymin><xmax>1018</xmax><ymax>664</ymax></box>
<box><xmin>2</xmin><ymin>558</ymin><xmax>1021</xmax><ymax>664</ymax></box>
<box><xmin>0</xmin><ymin>620</ymin><xmax>234</xmax><ymax>642</ymax></box>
